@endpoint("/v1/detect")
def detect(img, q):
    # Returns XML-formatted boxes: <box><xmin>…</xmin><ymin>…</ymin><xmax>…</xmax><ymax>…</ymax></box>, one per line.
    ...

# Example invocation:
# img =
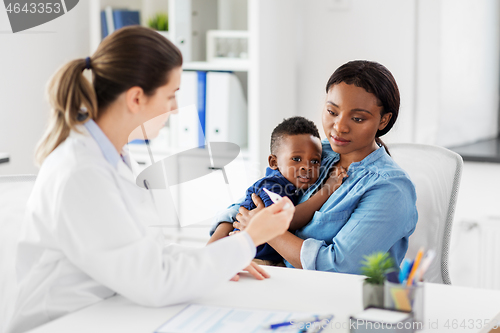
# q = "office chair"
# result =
<box><xmin>388</xmin><ymin>144</ymin><xmax>463</xmax><ymax>284</ymax></box>
<box><xmin>0</xmin><ymin>175</ymin><xmax>37</xmax><ymax>333</ymax></box>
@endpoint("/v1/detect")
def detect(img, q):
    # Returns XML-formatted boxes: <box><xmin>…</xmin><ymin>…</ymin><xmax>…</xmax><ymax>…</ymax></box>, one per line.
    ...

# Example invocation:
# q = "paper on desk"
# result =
<box><xmin>155</xmin><ymin>304</ymin><xmax>316</xmax><ymax>333</ymax></box>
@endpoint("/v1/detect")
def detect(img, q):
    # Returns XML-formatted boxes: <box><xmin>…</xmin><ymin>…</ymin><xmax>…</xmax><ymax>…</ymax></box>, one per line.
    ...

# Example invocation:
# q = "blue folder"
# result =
<box><xmin>197</xmin><ymin>71</ymin><xmax>207</xmax><ymax>147</ymax></box>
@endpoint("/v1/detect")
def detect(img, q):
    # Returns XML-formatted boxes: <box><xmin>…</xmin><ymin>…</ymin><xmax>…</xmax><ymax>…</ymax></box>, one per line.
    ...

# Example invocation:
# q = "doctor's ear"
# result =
<box><xmin>125</xmin><ymin>86</ymin><xmax>146</xmax><ymax>115</ymax></box>
<box><xmin>268</xmin><ymin>155</ymin><xmax>278</xmax><ymax>169</ymax></box>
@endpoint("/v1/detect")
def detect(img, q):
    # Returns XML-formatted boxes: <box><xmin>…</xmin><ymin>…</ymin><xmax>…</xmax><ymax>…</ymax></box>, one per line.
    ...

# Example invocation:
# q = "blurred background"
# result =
<box><xmin>1</xmin><ymin>0</ymin><xmax>499</xmax><ymax>290</ymax></box>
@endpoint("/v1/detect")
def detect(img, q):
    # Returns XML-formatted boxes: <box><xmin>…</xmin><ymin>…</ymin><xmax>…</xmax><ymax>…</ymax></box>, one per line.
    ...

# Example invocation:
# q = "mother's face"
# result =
<box><xmin>322</xmin><ymin>82</ymin><xmax>392</xmax><ymax>161</ymax></box>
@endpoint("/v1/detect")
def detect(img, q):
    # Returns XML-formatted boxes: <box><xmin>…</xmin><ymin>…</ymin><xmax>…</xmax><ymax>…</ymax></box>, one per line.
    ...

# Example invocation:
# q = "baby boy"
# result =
<box><xmin>208</xmin><ymin>116</ymin><xmax>346</xmax><ymax>265</ymax></box>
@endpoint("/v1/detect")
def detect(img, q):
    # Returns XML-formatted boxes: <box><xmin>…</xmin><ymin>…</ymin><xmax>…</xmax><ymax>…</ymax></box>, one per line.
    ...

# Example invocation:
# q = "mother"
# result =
<box><xmin>224</xmin><ymin>60</ymin><xmax>418</xmax><ymax>273</ymax></box>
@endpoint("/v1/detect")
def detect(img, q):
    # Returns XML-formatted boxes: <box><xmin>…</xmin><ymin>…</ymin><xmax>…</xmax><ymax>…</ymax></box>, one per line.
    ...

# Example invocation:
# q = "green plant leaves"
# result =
<box><xmin>360</xmin><ymin>252</ymin><xmax>396</xmax><ymax>285</ymax></box>
<box><xmin>148</xmin><ymin>12</ymin><xmax>168</xmax><ymax>31</ymax></box>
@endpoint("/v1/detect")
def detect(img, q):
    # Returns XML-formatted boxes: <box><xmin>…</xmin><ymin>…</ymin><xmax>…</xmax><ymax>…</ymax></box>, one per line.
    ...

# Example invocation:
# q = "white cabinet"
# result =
<box><xmin>449</xmin><ymin>162</ymin><xmax>500</xmax><ymax>289</ymax></box>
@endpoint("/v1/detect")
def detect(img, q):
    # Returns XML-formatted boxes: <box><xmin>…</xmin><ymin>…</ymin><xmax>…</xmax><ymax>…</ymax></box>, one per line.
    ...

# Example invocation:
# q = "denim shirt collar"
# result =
<box><xmin>348</xmin><ymin>145</ymin><xmax>387</xmax><ymax>171</ymax></box>
<box><xmin>320</xmin><ymin>139</ymin><xmax>387</xmax><ymax>171</ymax></box>
<box><xmin>83</xmin><ymin>119</ymin><xmax>122</xmax><ymax>169</ymax></box>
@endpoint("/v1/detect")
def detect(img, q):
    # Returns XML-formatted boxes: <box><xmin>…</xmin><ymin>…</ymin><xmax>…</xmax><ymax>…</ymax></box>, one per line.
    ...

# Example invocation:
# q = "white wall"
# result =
<box><xmin>292</xmin><ymin>0</ymin><xmax>499</xmax><ymax>147</ymax></box>
<box><xmin>0</xmin><ymin>2</ymin><xmax>90</xmax><ymax>175</ymax></box>
<box><xmin>294</xmin><ymin>0</ymin><xmax>417</xmax><ymax>144</ymax></box>
<box><xmin>413</xmin><ymin>0</ymin><xmax>442</xmax><ymax>145</ymax></box>
<box><xmin>437</xmin><ymin>0</ymin><xmax>500</xmax><ymax>147</ymax></box>
<box><xmin>415</xmin><ymin>0</ymin><xmax>500</xmax><ymax>147</ymax></box>
<box><xmin>249</xmin><ymin>0</ymin><xmax>299</xmax><ymax>172</ymax></box>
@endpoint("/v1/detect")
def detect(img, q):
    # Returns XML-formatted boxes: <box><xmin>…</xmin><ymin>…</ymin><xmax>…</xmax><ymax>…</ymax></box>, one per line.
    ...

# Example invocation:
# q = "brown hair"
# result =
<box><xmin>326</xmin><ymin>60</ymin><xmax>400</xmax><ymax>155</ymax></box>
<box><xmin>36</xmin><ymin>26</ymin><xmax>182</xmax><ymax>165</ymax></box>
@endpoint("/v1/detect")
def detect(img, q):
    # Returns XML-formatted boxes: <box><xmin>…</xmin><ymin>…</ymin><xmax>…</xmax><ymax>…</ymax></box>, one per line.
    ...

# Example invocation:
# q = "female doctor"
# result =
<box><xmin>7</xmin><ymin>26</ymin><xmax>294</xmax><ymax>333</ymax></box>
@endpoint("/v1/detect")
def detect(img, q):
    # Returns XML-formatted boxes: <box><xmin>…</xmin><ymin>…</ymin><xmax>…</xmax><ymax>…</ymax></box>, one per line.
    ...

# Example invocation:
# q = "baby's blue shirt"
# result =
<box><xmin>239</xmin><ymin>167</ymin><xmax>300</xmax><ymax>261</ymax></box>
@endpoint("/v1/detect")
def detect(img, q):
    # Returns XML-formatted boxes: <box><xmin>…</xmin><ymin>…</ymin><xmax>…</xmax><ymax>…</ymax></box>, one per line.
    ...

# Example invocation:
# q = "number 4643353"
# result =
<box><xmin>6</xmin><ymin>3</ymin><xmax>62</xmax><ymax>14</ymax></box>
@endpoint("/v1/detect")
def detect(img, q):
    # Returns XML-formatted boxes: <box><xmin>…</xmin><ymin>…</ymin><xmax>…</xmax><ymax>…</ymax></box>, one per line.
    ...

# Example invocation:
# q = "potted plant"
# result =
<box><xmin>148</xmin><ymin>12</ymin><xmax>169</xmax><ymax>39</ymax></box>
<box><xmin>360</xmin><ymin>252</ymin><xmax>396</xmax><ymax>309</ymax></box>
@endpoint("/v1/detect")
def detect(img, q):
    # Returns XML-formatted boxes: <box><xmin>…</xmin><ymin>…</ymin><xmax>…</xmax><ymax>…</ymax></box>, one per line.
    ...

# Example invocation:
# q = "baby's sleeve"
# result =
<box><xmin>209</xmin><ymin>196</ymin><xmax>244</xmax><ymax>236</ymax></box>
<box><xmin>257</xmin><ymin>180</ymin><xmax>292</xmax><ymax>207</ymax></box>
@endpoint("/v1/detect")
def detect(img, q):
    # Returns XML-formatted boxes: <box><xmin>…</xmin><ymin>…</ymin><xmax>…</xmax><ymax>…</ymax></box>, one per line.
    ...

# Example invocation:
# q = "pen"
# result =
<box><xmin>418</xmin><ymin>249</ymin><xmax>436</xmax><ymax>282</ymax></box>
<box><xmin>262</xmin><ymin>188</ymin><xmax>291</xmax><ymax>210</ymax></box>
<box><xmin>399</xmin><ymin>259</ymin><xmax>412</xmax><ymax>284</ymax></box>
<box><xmin>406</xmin><ymin>247</ymin><xmax>424</xmax><ymax>286</ymax></box>
<box><xmin>264</xmin><ymin>314</ymin><xmax>333</xmax><ymax>330</ymax></box>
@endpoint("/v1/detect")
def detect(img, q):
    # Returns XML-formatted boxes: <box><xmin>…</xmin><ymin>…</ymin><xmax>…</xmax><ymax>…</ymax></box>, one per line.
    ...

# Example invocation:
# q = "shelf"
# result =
<box><xmin>183</xmin><ymin>61</ymin><xmax>249</xmax><ymax>72</ymax></box>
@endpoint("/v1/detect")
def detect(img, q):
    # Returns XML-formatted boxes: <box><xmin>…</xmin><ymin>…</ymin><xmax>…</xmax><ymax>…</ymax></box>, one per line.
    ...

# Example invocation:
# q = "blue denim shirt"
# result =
<box><xmin>239</xmin><ymin>167</ymin><xmax>300</xmax><ymax>261</ymax></box>
<box><xmin>211</xmin><ymin>139</ymin><xmax>418</xmax><ymax>274</ymax></box>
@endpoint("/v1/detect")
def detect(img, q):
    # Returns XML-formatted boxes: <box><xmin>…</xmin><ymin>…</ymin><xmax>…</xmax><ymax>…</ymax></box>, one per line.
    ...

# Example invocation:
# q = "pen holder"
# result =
<box><xmin>384</xmin><ymin>281</ymin><xmax>424</xmax><ymax>329</ymax></box>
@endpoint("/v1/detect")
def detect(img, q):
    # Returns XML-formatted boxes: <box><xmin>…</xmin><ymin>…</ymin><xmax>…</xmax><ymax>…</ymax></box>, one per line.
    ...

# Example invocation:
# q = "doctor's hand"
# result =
<box><xmin>231</xmin><ymin>193</ymin><xmax>264</xmax><ymax>233</ymax></box>
<box><xmin>244</xmin><ymin>196</ymin><xmax>294</xmax><ymax>247</ymax></box>
<box><xmin>230</xmin><ymin>261</ymin><xmax>270</xmax><ymax>282</ymax></box>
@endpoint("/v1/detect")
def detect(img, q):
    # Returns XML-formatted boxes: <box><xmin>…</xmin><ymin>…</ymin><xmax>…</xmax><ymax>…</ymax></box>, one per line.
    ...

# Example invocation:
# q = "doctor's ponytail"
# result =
<box><xmin>36</xmin><ymin>26</ymin><xmax>183</xmax><ymax>165</ymax></box>
<box><xmin>35</xmin><ymin>58</ymin><xmax>98</xmax><ymax>165</ymax></box>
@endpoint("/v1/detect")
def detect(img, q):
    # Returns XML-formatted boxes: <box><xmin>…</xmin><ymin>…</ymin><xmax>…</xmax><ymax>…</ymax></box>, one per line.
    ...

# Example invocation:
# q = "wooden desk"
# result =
<box><xmin>28</xmin><ymin>266</ymin><xmax>500</xmax><ymax>333</ymax></box>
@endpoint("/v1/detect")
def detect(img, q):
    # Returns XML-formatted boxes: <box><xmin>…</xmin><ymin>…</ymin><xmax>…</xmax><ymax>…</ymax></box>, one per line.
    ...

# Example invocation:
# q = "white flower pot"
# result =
<box><xmin>362</xmin><ymin>281</ymin><xmax>384</xmax><ymax>309</ymax></box>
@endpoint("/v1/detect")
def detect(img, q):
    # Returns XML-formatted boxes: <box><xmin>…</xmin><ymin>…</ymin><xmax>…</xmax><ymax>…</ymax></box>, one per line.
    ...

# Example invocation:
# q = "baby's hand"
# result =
<box><xmin>324</xmin><ymin>165</ymin><xmax>348</xmax><ymax>194</ymax></box>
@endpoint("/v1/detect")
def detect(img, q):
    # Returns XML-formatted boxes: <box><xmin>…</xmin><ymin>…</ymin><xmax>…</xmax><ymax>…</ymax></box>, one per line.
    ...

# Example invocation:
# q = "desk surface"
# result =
<box><xmin>0</xmin><ymin>153</ymin><xmax>9</xmax><ymax>164</ymax></box>
<box><xmin>28</xmin><ymin>266</ymin><xmax>500</xmax><ymax>333</ymax></box>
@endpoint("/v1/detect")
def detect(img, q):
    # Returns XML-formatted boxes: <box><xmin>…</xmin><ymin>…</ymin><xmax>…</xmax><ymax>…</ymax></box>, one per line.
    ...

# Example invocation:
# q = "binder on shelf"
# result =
<box><xmin>196</xmin><ymin>71</ymin><xmax>207</xmax><ymax>147</ymax></box>
<box><xmin>100</xmin><ymin>11</ymin><xmax>108</xmax><ymax>39</ymax></box>
<box><xmin>101</xmin><ymin>6</ymin><xmax>114</xmax><ymax>39</ymax></box>
<box><xmin>113</xmin><ymin>10</ymin><xmax>140</xmax><ymax>29</ymax></box>
<box><xmin>170</xmin><ymin>71</ymin><xmax>247</xmax><ymax>149</ymax></box>
<box><xmin>205</xmin><ymin>72</ymin><xmax>247</xmax><ymax>147</ymax></box>
<box><xmin>101</xmin><ymin>7</ymin><xmax>140</xmax><ymax>39</ymax></box>
<box><xmin>172</xmin><ymin>71</ymin><xmax>205</xmax><ymax>149</ymax></box>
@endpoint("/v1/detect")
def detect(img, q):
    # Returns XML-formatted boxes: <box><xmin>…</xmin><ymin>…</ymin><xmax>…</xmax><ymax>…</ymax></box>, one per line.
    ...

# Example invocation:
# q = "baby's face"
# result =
<box><xmin>273</xmin><ymin>134</ymin><xmax>322</xmax><ymax>190</ymax></box>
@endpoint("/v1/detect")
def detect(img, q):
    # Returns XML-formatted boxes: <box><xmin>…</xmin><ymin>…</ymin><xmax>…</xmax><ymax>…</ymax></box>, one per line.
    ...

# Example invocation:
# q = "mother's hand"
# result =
<box><xmin>231</xmin><ymin>193</ymin><xmax>264</xmax><ymax>233</ymax></box>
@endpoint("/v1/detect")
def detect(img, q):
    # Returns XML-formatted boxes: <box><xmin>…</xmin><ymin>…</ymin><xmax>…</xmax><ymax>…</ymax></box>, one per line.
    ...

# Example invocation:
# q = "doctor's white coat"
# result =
<box><xmin>7</xmin><ymin>127</ymin><xmax>255</xmax><ymax>333</ymax></box>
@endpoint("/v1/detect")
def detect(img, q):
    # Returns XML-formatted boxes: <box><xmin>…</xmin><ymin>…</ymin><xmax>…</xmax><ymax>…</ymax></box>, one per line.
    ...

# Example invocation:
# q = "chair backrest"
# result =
<box><xmin>388</xmin><ymin>144</ymin><xmax>463</xmax><ymax>284</ymax></box>
<box><xmin>0</xmin><ymin>175</ymin><xmax>36</xmax><ymax>333</ymax></box>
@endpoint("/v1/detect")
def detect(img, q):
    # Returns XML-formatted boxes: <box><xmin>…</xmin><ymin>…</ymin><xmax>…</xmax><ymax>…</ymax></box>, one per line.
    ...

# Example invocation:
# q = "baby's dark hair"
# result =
<box><xmin>270</xmin><ymin>116</ymin><xmax>321</xmax><ymax>155</ymax></box>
